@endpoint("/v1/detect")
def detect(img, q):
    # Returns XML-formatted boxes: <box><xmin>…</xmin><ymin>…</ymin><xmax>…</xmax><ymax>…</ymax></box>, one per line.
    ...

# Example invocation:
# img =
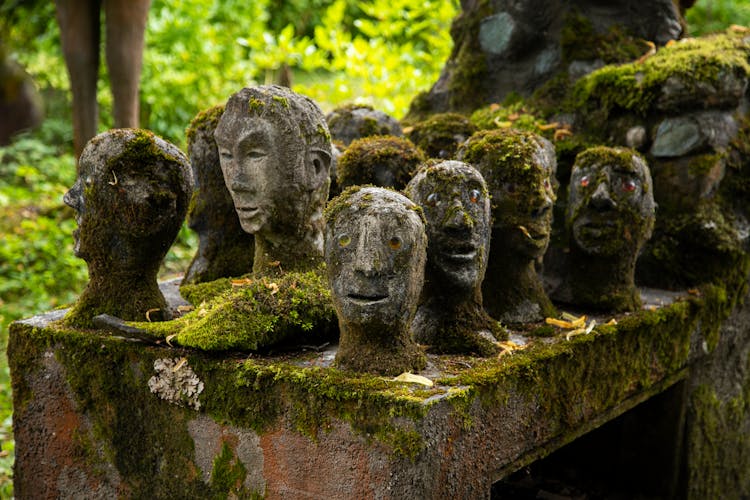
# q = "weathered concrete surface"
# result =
<box><xmin>11</xmin><ymin>280</ymin><xmax>746</xmax><ymax>499</ymax></box>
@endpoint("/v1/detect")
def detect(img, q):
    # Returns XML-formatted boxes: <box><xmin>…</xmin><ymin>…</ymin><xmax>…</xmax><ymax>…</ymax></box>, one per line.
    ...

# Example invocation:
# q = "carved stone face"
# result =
<box><xmin>63</xmin><ymin>129</ymin><xmax>191</xmax><ymax>267</ymax></box>
<box><xmin>567</xmin><ymin>147</ymin><xmax>655</xmax><ymax>256</ymax></box>
<box><xmin>405</xmin><ymin>161</ymin><xmax>491</xmax><ymax>294</ymax></box>
<box><xmin>325</xmin><ymin>187</ymin><xmax>427</xmax><ymax>329</ymax></box>
<box><xmin>214</xmin><ymin>86</ymin><xmax>332</xmax><ymax>239</ymax></box>
<box><xmin>216</xmin><ymin>117</ymin><xmax>284</xmax><ymax>235</ymax></box>
<box><xmin>457</xmin><ymin>129</ymin><xmax>556</xmax><ymax>260</ymax></box>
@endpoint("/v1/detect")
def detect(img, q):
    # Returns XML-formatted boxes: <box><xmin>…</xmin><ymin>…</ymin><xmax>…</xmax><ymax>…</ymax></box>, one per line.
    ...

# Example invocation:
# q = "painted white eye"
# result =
<box><xmin>388</xmin><ymin>236</ymin><xmax>402</xmax><ymax>250</ymax></box>
<box><xmin>469</xmin><ymin>189</ymin><xmax>481</xmax><ymax>203</ymax></box>
<box><xmin>580</xmin><ymin>175</ymin><xmax>590</xmax><ymax>188</ymax></box>
<box><xmin>621</xmin><ymin>178</ymin><xmax>637</xmax><ymax>193</ymax></box>
<box><xmin>426</xmin><ymin>192</ymin><xmax>439</xmax><ymax>206</ymax></box>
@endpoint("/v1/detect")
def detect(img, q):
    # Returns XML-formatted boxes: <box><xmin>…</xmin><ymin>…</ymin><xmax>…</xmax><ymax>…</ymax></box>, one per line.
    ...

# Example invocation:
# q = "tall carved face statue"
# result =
<box><xmin>325</xmin><ymin>187</ymin><xmax>427</xmax><ymax>329</ymax></box>
<box><xmin>405</xmin><ymin>161</ymin><xmax>491</xmax><ymax>294</ymax></box>
<box><xmin>214</xmin><ymin>85</ymin><xmax>332</xmax><ymax>237</ymax></box>
<box><xmin>63</xmin><ymin>128</ymin><xmax>191</xmax><ymax>267</ymax></box>
<box><xmin>567</xmin><ymin>147</ymin><xmax>655</xmax><ymax>256</ymax></box>
<box><xmin>457</xmin><ymin>129</ymin><xmax>557</xmax><ymax>260</ymax></box>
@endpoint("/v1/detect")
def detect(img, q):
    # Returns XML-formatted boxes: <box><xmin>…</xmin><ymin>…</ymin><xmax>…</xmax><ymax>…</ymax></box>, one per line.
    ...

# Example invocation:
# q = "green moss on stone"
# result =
<box><xmin>186</xmin><ymin>105</ymin><xmax>225</xmax><ymax>149</ymax></box>
<box><xmin>406</xmin><ymin>112</ymin><xmax>477</xmax><ymax>159</ymax></box>
<box><xmin>336</xmin><ymin>136</ymin><xmax>425</xmax><ymax>190</ymax></box>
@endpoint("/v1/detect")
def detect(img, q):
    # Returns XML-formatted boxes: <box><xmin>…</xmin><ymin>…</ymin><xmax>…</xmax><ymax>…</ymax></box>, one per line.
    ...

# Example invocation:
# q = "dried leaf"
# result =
<box><xmin>489</xmin><ymin>103</ymin><xmax>501</xmax><ymax>111</ymax></box>
<box><xmin>637</xmin><ymin>41</ymin><xmax>656</xmax><ymax>64</ymax></box>
<box><xmin>553</xmin><ymin>128</ymin><xmax>573</xmax><ymax>141</ymax></box>
<box><xmin>507</xmin><ymin>112</ymin><xmax>520</xmax><ymax>121</ymax></box>
<box><xmin>546</xmin><ymin>314</ymin><xmax>586</xmax><ymax>329</ymax></box>
<box><xmin>518</xmin><ymin>225</ymin><xmax>532</xmax><ymax>239</ymax></box>
<box><xmin>266</xmin><ymin>282</ymin><xmax>280</xmax><ymax>295</ymax></box>
<box><xmin>493</xmin><ymin>117</ymin><xmax>512</xmax><ymax>128</ymax></box>
<box><xmin>606</xmin><ymin>318</ymin><xmax>618</xmax><ymax>326</ymax></box>
<box><xmin>177</xmin><ymin>305</ymin><xmax>194</xmax><ymax>313</ymax></box>
<box><xmin>145</xmin><ymin>308</ymin><xmax>161</xmax><ymax>322</ymax></box>
<box><xmin>402</xmin><ymin>126</ymin><xmax>414</xmax><ymax>134</ymax></box>
<box><xmin>172</xmin><ymin>357</ymin><xmax>188</xmax><ymax>372</ymax></box>
<box><xmin>537</xmin><ymin>122</ymin><xmax>560</xmax><ymax>131</ymax></box>
<box><xmin>565</xmin><ymin>320</ymin><xmax>597</xmax><ymax>340</ymax></box>
<box><xmin>497</xmin><ymin>340</ymin><xmax>526</xmax><ymax>358</ymax></box>
<box><xmin>166</xmin><ymin>334</ymin><xmax>178</xmax><ymax>347</ymax></box>
<box><xmin>393</xmin><ymin>372</ymin><xmax>434</xmax><ymax>387</ymax></box>
<box><xmin>268</xmin><ymin>261</ymin><xmax>282</xmax><ymax>267</ymax></box>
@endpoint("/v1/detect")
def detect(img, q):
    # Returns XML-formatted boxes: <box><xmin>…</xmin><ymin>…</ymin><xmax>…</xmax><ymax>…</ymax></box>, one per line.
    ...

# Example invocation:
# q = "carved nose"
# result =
<box><xmin>63</xmin><ymin>186</ymin><xmax>80</xmax><ymax>210</ymax></box>
<box><xmin>353</xmin><ymin>224</ymin><xmax>383</xmax><ymax>277</ymax></box>
<box><xmin>530</xmin><ymin>195</ymin><xmax>553</xmax><ymax>219</ymax></box>
<box><xmin>445</xmin><ymin>200</ymin><xmax>472</xmax><ymax>229</ymax></box>
<box><xmin>590</xmin><ymin>182</ymin><xmax>616</xmax><ymax>211</ymax></box>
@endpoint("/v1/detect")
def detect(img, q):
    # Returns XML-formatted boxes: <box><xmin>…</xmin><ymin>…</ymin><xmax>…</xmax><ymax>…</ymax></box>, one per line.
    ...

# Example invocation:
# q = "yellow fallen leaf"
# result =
<box><xmin>231</xmin><ymin>278</ymin><xmax>253</xmax><ymax>287</ymax></box>
<box><xmin>489</xmin><ymin>103</ymin><xmax>501</xmax><ymax>111</ymax></box>
<box><xmin>518</xmin><ymin>225</ymin><xmax>532</xmax><ymax>239</ymax></box>
<box><xmin>545</xmin><ymin>314</ymin><xmax>586</xmax><ymax>329</ymax></box>
<box><xmin>145</xmin><ymin>308</ymin><xmax>161</xmax><ymax>322</ymax></box>
<box><xmin>507</xmin><ymin>112</ymin><xmax>520</xmax><ymax>121</ymax></box>
<box><xmin>537</xmin><ymin>122</ymin><xmax>560</xmax><ymax>131</ymax></box>
<box><xmin>493</xmin><ymin>117</ymin><xmax>512</xmax><ymax>128</ymax></box>
<box><xmin>166</xmin><ymin>334</ymin><xmax>178</xmax><ymax>347</ymax></box>
<box><xmin>266</xmin><ymin>282</ymin><xmax>279</xmax><ymax>295</ymax></box>
<box><xmin>553</xmin><ymin>128</ymin><xmax>573</xmax><ymax>141</ymax></box>
<box><xmin>497</xmin><ymin>340</ymin><xmax>526</xmax><ymax>358</ymax></box>
<box><xmin>402</xmin><ymin>126</ymin><xmax>414</xmax><ymax>134</ymax></box>
<box><xmin>177</xmin><ymin>305</ymin><xmax>194</xmax><ymax>313</ymax></box>
<box><xmin>606</xmin><ymin>318</ymin><xmax>617</xmax><ymax>326</ymax></box>
<box><xmin>172</xmin><ymin>357</ymin><xmax>188</xmax><ymax>372</ymax></box>
<box><xmin>637</xmin><ymin>40</ymin><xmax>656</xmax><ymax>64</ymax></box>
<box><xmin>566</xmin><ymin>320</ymin><xmax>597</xmax><ymax>340</ymax></box>
<box><xmin>393</xmin><ymin>372</ymin><xmax>434</xmax><ymax>387</ymax></box>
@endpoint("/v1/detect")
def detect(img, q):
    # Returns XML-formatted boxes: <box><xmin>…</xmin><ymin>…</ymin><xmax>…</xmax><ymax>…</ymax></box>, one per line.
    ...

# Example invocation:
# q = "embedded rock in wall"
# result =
<box><xmin>407</xmin><ymin>0</ymin><xmax>689</xmax><ymax>118</ymax></box>
<box><xmin>567</xmin><ymin>30</ymin><xmax>750</xmax><ymax>288</ymax></box>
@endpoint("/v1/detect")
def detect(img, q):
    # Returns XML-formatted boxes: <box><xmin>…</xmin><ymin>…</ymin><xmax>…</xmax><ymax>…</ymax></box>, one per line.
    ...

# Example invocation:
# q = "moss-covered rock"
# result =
<box><xmin>406</xmin><ymin>112</ymin><xmax>477</xmax><ymax>159</ymax></box>
<box><xmin>336</xmin><ymin>135</ymin><xmax>425</xmax><ymax>191</ymax></box>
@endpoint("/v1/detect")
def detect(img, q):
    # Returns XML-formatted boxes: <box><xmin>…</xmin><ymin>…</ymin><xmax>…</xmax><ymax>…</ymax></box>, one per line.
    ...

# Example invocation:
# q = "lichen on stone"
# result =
<box><xmin>148</xmin><ymin>357</ymin><xmax>205</xmax><ymax>410</ymax></box>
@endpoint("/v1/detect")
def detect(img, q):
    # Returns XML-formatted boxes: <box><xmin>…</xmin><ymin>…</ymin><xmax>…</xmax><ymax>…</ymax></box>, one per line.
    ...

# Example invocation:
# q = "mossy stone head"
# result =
<box><xmin>405</xmin><ymin>160</ymin><xmax>491</xmax><ymax>295</ymax></box>
<box><xmin>567</xmin><ymin>146</ymin><xmax>655</xmax><ymax>256</ymax></box>
<box><xmin>326</xmin><ymin>104</ymin><xmax>403</xmax><ymax>146</ymax></box>
<box><xmin>457</xmin><ymin>128</ymin><xmax>556</xmax><ymax>259</ymax></box>
<box><xmin>407</xmin><ymin>112</ymin><xmax>478</xmax><ymax>159</ymax></box>
<box><xmin>214</xmin><ymin>85</ymin><xmax>332</xmax><ymax>236</ymax></box>
<box><xmin>64</xmin><ymin>128</ymin><xmax>192</xmax><ymax>270</ymax></box>
<box><xmin>324</xmin><ymin>186</ymin><xmax>427</xmax><ymax>330</ymax></box>
<box><xmin>185</xmin><ymin>104</ymin><xmax>236</xmax><ymax>232</ymax></box>
<box><xmin>337</xmin><ymin>135</ymin><xmax>425</xmax><ymax>191</ymax></box>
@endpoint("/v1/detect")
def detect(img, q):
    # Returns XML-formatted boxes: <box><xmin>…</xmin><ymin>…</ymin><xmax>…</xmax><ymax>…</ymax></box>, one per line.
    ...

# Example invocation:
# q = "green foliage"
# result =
<box><xmin>686</xmin><ymin>0</ymin><xmax>750</xmax><ymax>36</ymax></box>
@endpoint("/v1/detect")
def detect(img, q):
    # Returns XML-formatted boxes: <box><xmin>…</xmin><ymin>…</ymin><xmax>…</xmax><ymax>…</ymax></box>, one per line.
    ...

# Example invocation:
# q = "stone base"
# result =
<box><xmin>9</xmin><ymin>285</ymin><xmax>750</xmax><ymax>498</ymax></box>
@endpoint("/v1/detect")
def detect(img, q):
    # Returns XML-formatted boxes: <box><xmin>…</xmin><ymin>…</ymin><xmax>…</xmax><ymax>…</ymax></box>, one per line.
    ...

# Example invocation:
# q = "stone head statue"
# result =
<box><xmin>324</xmin><ymin>186</ymin><xmax>427</xmax><ymax>375</ymax></box>
<box><xmin>182</xmin><ymin>105</ymin><xmax>255</xmax><ymax>284</ymax></box>
<box><xmin>214</xmin><ymin>85</ymin><xmax>332</xmax><ymax>274</ymax></box>
<box><xmin>63</xmin><ymin>128</ymin><xmax>192</xmax><ymax>327</ymax></box>
<box><xmin>405</xmin><ymin>161</ymin><xmax>490</xmax><ymax>295</ymax></box>
<box><xmin>326</xmin><ymin>104</ymin><xmax>403</xmax><ymax>146</ymax></box>
<box><xmin>405</xmin><ymin>161</ymin><xmax>501</xmax><ymax>355</ymax></box>
<box><xmin>406</xmin><ymin>112</ymin><xmax>478</xmax><ymax>159</ymax></box>
<box><xmin>457</xmin><ymin>128</ymin><xmax>557</xmax><ymax>323</ymax></box>
<box><xmin>336</xmin><ymin>136</ymin><xmax>425</xmax><ymax>191</ymax></box>
<box><xmin>557</xmin><ymin>146</ymin><xmax>656</xmax><ymax>311</ymax></box>
<box><xmin>567</xmin><ymin>147</ymin><xmax>655</xmax><ymax>257</ymax></box>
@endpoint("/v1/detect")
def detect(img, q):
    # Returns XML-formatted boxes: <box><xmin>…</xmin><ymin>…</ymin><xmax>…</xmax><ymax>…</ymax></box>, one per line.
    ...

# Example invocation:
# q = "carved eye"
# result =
<box><xmin>338</xmin><ymin>234</ymin><xmax>351</xmax><ymax>248</ymax></box>
<box><xmin>219</xmin><ymin>150</ymin><xmax>233</xmax><ymax>161</ymax></box>
<box><xmin>426</xmin><ymin>192</ymin><xmax>439</xmax><ymax>206</ymax></box>
<box><xmin>543</xmin><ymin>179</ymin><xmax>552</xmax><ymax>191</ymax></box>
<box><xmin>580</xmin><ymin>176</ymin><xmax>590</xmax><ymax>188</ymax></box>
<box><xmin>469</xmin><ymin>189</ymin><xmax>481</xmax><ymax>203</ymax></box>
<box><xmin>504</xmin><ymin>183</ymin><xmax>516</xmax><ymax>194</ymax></box>
<box><xmin>388</xmin><ymin>236</ymin><xmax>402</xmax><ymax>250</ymax></box>
<box><xmin>621</xmin><ymin>178</ymin><xmax>637</xmax><ymax>193</ymax></box>
<box><xmin>245</xmin><ymin>150</ymin><xmax>267</xmax><ymax>159</ymax></box>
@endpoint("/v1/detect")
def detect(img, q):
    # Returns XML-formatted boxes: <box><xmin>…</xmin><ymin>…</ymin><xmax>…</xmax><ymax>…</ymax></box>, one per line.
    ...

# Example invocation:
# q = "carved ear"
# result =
<box><xmin>308</xmin><ymin>149</ymin><xmax>332</xmax><ymax>189</ymax></box>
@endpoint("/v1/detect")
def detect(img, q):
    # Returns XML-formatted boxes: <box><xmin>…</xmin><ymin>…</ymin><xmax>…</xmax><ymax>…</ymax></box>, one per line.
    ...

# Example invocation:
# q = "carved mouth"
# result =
<box><xmin>439</xmin><ymin>242</ymin><xmax>478</xmax><ymax>262</ymax></box>
<box><xmin>236</xmin><ymin>206</ymin><xmax>259</xmax><ymax>217</ymax></box>
<box><xmin>346</xmin><ymin>293</ymin><xmax>389</xmax><ymax>304</ymax></box>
